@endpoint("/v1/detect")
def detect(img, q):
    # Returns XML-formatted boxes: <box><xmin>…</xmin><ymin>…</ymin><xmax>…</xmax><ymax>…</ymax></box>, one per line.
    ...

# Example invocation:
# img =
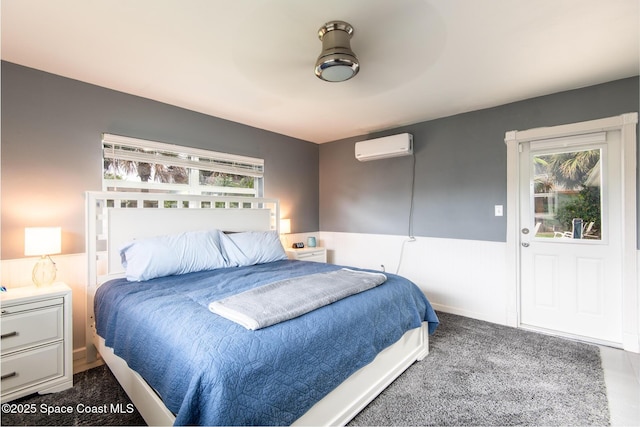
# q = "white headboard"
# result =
<box><xmin>86</xmin><ymin>191</ymin><xmax>279</xmax><ymax>283</ymax></box>
<box><xmin>107</xmin><ymin>206</ymin><xmax>272</xmax><ymax>276</ymax></box>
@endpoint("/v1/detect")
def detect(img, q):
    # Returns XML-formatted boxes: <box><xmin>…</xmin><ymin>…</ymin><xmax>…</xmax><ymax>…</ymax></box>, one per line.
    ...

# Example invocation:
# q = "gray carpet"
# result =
<box><xmin>1</xmin><ymin>312</ymin><xmax>609</xmax><ymax>426</ymax></box>
<box><xmin>349</xmin><ymin>312</ymin><xmax>610</xmax><ymax>426</ymax></box>
<box><xmin>0</xmin><ymin>365</ymin><xmax>145</xmax><ymax>426</ymax></box>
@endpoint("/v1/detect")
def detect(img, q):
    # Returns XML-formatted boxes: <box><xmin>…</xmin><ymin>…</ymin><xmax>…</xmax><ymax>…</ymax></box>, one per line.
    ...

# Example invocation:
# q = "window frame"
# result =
<box><xmin>102</xmin><ymin>133</ymin><xmax>264</xmax><ymax>197</ymax></box>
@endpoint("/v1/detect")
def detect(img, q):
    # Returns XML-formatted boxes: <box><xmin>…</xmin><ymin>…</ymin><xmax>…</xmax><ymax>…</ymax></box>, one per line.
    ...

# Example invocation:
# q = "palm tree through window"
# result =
<box><xmin>533</xmin><ymin>148</ymin><xmax>602</xmax><ymax>240</ymax></box>
<box><xmin>102</xmin><ymin>134</ymin><xmax>264</xmax><ymax>198</ymax></box>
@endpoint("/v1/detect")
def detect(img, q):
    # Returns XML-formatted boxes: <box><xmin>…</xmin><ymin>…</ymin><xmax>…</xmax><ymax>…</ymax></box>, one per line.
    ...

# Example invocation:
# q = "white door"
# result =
<box><xmin>519</xmin><ymin>130</ymin><xmax>623</xmax><ymax>344</ymax></box>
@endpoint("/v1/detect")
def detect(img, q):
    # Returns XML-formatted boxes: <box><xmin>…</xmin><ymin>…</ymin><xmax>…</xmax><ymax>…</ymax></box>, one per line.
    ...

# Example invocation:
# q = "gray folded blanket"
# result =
<box><xmin>208</xmin><ymin>268</ymin><xmax>387</xmax><ymax>330</ymax></box>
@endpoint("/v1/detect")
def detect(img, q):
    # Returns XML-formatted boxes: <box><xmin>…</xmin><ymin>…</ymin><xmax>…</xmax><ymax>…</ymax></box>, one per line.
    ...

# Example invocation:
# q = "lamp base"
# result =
<box><xmin>32</xmin><ymin>256</ymin><xmax>56</xmax><ymax>287</ymax></box>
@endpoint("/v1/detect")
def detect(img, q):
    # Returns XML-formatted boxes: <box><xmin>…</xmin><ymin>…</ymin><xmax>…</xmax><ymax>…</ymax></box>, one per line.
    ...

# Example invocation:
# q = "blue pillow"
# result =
<box><xmin>120</xmin><ymin>229</ymin><xmax>229</xmax><ymax>281</ymax></box>
<box><xmin>220</xmin><ymin>230</ymin><xmax>287</xmax><ymax>267</ymax></box>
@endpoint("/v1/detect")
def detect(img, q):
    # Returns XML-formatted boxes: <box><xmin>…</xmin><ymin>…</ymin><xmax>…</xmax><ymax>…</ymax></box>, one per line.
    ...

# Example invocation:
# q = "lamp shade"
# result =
<box><xmin>279</xmin><ymin>219</ymin><xmax>291</xmax><ymax>234</ymax></box>
<box><xmin>25</xmin><ymin>227</ymin><xmax>62</xmax><ymax>256</ymax></box>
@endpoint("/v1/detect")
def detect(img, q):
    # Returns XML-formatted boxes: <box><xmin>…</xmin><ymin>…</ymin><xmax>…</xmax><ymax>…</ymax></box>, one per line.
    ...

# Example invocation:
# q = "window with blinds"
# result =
<box><xmin>102</xmin><ymin>133</ymin><xmax>264</xmax><ymax>197</ymax></box>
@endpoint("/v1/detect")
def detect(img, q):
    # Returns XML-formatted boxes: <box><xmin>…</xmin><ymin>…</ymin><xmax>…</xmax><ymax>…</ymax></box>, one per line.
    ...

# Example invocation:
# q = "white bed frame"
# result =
<box><xmin>85</xmin><ymin>191</ymin><xmax>429</xmax><ymax>426</ymax></box>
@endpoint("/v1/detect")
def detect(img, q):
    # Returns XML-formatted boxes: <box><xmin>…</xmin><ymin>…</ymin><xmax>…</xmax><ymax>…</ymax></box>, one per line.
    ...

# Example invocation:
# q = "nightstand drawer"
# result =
<box><xmin>1</xmin><ymin>301</ymin><xmax>64</xmax><ymax>355</ymax></box>
<box><xmin>286</xmin><ymin>247</ymin><xmax>327</xmax><ymax>263</ymax></box>
<box><xmin>1</xmin><ymin>343</ymin><xmax>64</xmax><ymax>394</ymax></box>
<box><xmin>295</xmin><ymin>250</ymin><xmax>326</xmax><ymax>262</ymax></box>
<box><xmin>0</xmin><ymin>284</ymin><xmax>72</xmax><ymax>403</ymax></box>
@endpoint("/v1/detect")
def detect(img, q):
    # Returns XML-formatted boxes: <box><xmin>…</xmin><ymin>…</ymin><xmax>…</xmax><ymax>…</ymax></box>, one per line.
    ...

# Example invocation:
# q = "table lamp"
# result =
<box><xmin>279</xmin><ymin>219</ymin><xmax>291</xmax><ymax>235</ymax></box>
<box><xmin>279</xmin><ymin>219</ymin><xmax>291</xmax><ymax>247</ymax></box>
<box><xmin>24</xmin><ymin>227</ymin><xmax>61</xmax><ymax>287</ymax></box>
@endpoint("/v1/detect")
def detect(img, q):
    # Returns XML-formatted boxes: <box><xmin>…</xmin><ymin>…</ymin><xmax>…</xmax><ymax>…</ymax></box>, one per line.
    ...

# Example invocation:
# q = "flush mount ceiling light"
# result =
<box><xmin>314</xmin><ymin>20</ymin><xmax>359</xmax><ymax>82</ymax></box>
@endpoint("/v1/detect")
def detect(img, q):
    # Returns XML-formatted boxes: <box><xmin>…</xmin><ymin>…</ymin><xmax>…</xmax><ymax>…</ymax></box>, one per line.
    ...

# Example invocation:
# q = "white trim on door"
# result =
<box><xmin>505</xmin><ymin>113</ymin><xmax>639</xmax><ymax>352</ymax></box>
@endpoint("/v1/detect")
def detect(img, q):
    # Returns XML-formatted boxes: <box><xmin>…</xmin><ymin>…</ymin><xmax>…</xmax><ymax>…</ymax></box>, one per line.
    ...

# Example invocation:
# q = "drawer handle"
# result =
<box><xmin>1</xmin><ymin>372</ymin><xmax>17</xmax><ymax>380</ymax></box>
<box><xmin>1</xmin><ymin>331</ymin><xmax>18</xmax><ymax>339</ymax></box>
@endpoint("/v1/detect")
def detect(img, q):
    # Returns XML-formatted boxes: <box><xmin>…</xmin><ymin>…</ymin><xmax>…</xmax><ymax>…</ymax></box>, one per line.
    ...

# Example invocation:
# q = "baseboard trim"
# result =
<box><xmin>73</xmin><ymin>347</ymin><xmax>104</xmax><ymax>374</ymax></box>
<box><xmin>430</xmin><ymin>303</ymin><xmax>506</xmax><ymax>326</ymax></box>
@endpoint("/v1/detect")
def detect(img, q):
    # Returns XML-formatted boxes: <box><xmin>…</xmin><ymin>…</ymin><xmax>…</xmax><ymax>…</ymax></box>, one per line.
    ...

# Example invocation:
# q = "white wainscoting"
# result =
<box><xmin>319</xmin><ymin>232</ymin><xmax>510</xmax><ymax>326</ymax></box>
<box><xmin>2</xmin><ymin>239</ymin><xmax>637</xmax><ymax>356</ymax></box>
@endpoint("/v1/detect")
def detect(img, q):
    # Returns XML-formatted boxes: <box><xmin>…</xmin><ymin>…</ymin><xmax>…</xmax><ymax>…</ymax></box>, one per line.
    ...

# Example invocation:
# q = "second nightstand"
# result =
<box><xmin>286</xmin><ymin>247</ymin><xmax>327</xmax><ymax>263</ymax></box>
<box><xmin>1</xmin><ymin>283</ymin><xmax>73</xmax><ymax>403</ymax></box>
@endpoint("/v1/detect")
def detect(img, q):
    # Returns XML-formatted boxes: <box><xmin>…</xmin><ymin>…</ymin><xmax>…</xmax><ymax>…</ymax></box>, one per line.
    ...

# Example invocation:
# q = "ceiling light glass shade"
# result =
<box><xmin>315</xmin><ymin>21</ymin><xmax>359</xmax><ymax>82</ymax></box>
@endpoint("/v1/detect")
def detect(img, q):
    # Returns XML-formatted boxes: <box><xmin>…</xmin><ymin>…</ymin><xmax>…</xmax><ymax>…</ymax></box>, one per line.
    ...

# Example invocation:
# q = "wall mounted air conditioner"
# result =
<box><xmin>355</xmin><ymin>133</ymin><xmax>413</xmax><ymax>161</ymax></box>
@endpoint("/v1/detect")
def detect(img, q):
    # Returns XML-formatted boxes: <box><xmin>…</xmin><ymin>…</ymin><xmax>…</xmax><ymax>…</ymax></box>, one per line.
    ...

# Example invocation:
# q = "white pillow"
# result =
<box><xmin>220</xmin><ymin>231</ymin><xmax>287</xmax><ymax>267</ymax></box>
<box><xmin>120</xmin><ymin>230</ymin><xmax>229</xmax><ymax>281</ymax></box>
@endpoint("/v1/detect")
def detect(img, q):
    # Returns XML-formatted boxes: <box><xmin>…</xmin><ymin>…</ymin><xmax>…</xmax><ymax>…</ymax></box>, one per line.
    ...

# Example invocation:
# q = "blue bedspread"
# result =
<box><xmin>95</xmin><ymin>260</ymin><xmax>439</xmax><ymax>426</ymax></box>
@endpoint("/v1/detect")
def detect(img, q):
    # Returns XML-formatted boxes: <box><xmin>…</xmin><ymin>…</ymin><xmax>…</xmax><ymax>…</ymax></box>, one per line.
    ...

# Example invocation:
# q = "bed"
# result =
<box><xmin>85</xmin><ymin>191</ymin><xmax>439</xmax><ymax>426</ymax></box>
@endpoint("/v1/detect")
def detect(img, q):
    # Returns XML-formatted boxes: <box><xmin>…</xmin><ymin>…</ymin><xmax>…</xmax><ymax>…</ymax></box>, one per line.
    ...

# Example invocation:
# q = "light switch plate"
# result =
<box><xmin>494</xmin><ymin>205</ymin><xmax>503</xmax><ymax>216</ymax></box>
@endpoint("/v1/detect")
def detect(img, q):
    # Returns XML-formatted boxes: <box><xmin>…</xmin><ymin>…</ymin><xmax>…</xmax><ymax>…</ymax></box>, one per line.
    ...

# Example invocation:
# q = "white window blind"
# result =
<box><xmin>102</xmin><ymin>133</ymin><xmax>264</xmax><ymax>196</ymax></box>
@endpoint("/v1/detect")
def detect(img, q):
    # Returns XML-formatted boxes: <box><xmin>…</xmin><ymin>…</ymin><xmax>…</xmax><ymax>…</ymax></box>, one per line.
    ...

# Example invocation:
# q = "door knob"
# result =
<box><xmin>521</xmin><ymin>228</ymin><xmax>529</xmax><ymax>234</ymax></box>
<box><xmin>522</xmin><ymin>242</ymin><xmax>530</xmax><ymax>247</ymax></box>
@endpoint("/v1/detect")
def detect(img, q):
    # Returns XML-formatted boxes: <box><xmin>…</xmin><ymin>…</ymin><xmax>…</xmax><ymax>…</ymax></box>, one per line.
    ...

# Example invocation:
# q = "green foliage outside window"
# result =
<box><xmin>555</xmin><ymin>186</ymin><xmax>601</xmax><ymax>234</ymax></box>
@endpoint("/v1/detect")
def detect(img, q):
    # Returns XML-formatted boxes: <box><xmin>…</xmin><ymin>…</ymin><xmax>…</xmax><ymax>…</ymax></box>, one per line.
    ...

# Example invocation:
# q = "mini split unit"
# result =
<box><xmin>355</xmin><ymin>133</ymin><xmax>413</xmax><ymax>161</ymax></box>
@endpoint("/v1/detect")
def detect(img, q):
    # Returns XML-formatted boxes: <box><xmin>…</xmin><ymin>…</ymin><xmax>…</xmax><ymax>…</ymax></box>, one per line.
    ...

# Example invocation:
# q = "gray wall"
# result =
<box><xmin>320</xmin><ymin>77</ymin><xmax>639</xmax><ymax>242</ymax></box>
<box><xmin>1</xmin><ymin>61</ymin><xmax>319</xmax><ymax>259</ymax></box>
<box><xmin>3</xmin><ymin>61</ymin><xmax>636</xmax><ymax>258</ymax></box>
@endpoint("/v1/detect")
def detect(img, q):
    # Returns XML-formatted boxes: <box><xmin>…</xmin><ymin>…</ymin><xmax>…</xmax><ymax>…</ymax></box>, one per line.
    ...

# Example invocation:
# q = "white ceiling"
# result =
<box><xmin>2</xmin><ymin>0</ymin><xmax>639</xmax><ymax>143</ymax></box>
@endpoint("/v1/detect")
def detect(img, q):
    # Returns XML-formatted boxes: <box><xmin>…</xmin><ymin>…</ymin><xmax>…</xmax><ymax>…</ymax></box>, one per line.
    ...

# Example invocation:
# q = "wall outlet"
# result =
<box><xmin>494</xmin><ymin>205</ymin><xmax>503</xmax><ymax>216</ymax></box>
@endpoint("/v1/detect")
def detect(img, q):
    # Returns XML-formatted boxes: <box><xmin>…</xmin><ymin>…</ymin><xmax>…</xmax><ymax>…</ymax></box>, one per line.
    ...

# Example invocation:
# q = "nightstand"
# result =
<box><xmin>286</xmin><ymin>247</ymin><xmax>327</xmax><ymax>263</ymax></box>
<box><xmin>1</xmin><ymin>283</ymin><xmax>73</xmax><ymax>402</ymax></box>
